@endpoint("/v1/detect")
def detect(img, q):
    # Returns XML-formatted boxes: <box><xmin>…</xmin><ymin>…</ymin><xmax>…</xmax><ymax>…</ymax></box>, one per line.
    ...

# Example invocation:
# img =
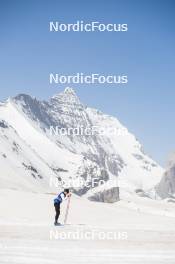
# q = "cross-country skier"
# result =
<box><xmin>53</xmin><ymin>189</ymin><xmax>71</xmax><ymax>226</ymax></box>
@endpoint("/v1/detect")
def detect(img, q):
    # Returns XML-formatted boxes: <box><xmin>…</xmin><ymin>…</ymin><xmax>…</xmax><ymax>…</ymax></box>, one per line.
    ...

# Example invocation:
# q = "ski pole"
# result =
<box><xmin>64</xmin><ymin>195</ymin><xmax>71</xmax><ymax>225</ymax></box>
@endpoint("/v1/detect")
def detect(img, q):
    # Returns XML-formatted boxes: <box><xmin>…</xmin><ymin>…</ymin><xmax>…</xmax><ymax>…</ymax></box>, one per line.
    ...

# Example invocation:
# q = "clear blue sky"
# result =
<box><xmin>0</xmin><ymin>0</ymin><xmax>175</xmax><ymax>166</ymax></box>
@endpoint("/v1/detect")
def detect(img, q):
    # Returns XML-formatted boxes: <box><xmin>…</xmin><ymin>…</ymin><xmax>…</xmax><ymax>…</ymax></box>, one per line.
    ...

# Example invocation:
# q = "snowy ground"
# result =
<box><xmin>0</xmin><ymin>189</ymin><xmax>175</xmax><ymax>264</ymax></box>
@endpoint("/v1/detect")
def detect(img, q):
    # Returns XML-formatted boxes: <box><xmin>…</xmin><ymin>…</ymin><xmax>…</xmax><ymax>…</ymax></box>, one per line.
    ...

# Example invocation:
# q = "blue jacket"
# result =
<box><xmin>54</xmin><ymin>192</ymin><xmax>66</xmax><ymax>204</ymax></box>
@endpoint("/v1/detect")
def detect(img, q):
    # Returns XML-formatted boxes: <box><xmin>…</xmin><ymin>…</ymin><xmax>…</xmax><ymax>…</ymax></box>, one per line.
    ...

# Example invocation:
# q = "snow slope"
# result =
<box><xmin>0</xmin><ymin>120</ymin><xmax>58</xmax><ymax>192</ymax></box>
<box><xmin>0</xmin><ymin>189</ymin><xmax>175</xmax><ymax>264</ymax></box>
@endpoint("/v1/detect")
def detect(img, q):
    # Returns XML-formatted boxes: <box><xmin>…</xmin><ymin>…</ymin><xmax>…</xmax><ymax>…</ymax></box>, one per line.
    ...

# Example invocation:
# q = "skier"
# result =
<box><xmin>53</xmin><ymin>188</ymin><xmax>71</xmax><ymax>226</ymax></box>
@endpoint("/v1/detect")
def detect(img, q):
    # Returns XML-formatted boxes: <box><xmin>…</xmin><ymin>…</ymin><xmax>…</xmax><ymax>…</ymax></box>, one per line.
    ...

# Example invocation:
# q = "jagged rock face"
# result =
<box><xmin>156</xmin><ymin>159</ymin><xmax>175</xmax><ymax>199</ymax></box>
<box><xmin>0</xmin><ymin>120</ymin><xmax>9</xmax><ymax>129</ymax></box>
<box><xmin>0</xmin><ymin>88</ymin><xmax>163</xmax><ymax>200</ymax></box>
<box><xmin>88</xmin><ymin>187</ymin><xmax>120</xmax><ymax>203</ymax></box>
<box><xmin>13</xmin><ymin>88</ymin><xmax>127</xmax><ymax>188</ymax></box>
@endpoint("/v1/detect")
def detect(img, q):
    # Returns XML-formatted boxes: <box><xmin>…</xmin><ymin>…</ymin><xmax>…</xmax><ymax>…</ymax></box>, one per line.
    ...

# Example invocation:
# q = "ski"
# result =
<box><xmin>64</xmin><ymin>196</ymin><xmax>71</xmax><ymax>225</ymax></box>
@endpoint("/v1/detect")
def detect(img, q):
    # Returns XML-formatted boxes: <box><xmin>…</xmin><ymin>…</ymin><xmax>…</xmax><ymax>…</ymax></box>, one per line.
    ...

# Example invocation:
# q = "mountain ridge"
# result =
<box><xmin>0</xmin><ymin>88</ymin><xmax>164</xmax><ymax>201</ymax></box>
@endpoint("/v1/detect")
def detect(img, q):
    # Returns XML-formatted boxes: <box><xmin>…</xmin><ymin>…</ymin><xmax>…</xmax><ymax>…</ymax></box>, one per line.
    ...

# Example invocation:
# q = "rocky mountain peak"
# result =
<box><xmin>51</xmin><ymin>87</ymin><xmax>81</xmax><ymax>106</ymax></box>
<box><xmin>64</xmin><ymin>87</ymin><xmax>76</xmax><ymax>95</ymax></box>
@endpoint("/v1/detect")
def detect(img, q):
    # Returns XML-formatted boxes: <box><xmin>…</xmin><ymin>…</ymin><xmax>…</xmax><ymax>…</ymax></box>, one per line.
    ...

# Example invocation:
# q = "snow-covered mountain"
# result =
<box><xmin>0</xmin><ymin>88</ymin><xmax>163</xmax><ymax>201</ymax></box>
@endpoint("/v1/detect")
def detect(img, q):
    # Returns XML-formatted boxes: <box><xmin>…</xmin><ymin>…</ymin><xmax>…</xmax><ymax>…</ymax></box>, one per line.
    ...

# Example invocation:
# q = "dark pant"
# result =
<box><xmin>54</xmin><ymin>203</ymin><xmax>60</xmax><ymax>223</ymax></box>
